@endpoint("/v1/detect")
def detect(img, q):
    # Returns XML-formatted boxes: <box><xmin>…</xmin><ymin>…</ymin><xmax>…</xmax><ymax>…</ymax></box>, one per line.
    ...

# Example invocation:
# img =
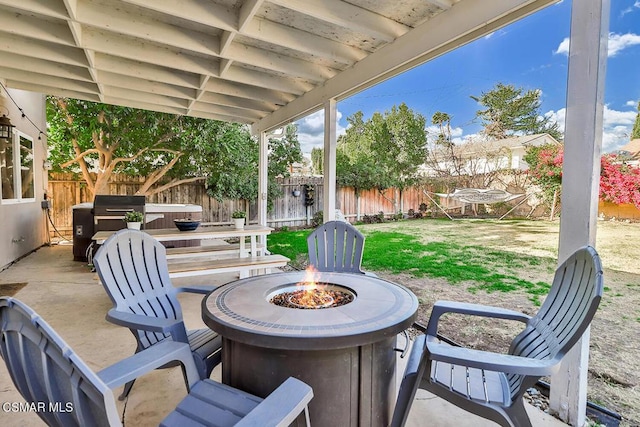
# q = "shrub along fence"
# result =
<box><xmin>47</xmin><ymin>173</ymin><xmax>439</xmax><ymax>238</ymax></box>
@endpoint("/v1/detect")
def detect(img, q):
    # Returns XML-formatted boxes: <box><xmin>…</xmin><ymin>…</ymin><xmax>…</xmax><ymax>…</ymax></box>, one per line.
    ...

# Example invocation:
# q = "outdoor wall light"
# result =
<box><xmin>0</xmin><ymin>112</ymin><xmax>14</xmax><ymax>140</ymax></box>
<box><xmin>292</xmin><ymin>189</ymin><xmax>301</xmax><ymax>197</ymax></box>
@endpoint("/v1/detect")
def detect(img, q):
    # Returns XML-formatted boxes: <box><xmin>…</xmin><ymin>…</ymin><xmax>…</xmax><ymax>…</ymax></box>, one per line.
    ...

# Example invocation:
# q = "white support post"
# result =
<box><xmin>323</xmin><ymin>99</ymin><xmax>337</xmax><ymax>223</ymax></box>
<box><xmin>551</xmin><ymin>1</ymin><xmax>609</xmax><ymax>426</ymax></box>
<box><xmin>258</xmin><ymin>131</ymin><xmax>268</xmax><ymax>248</ymax></box>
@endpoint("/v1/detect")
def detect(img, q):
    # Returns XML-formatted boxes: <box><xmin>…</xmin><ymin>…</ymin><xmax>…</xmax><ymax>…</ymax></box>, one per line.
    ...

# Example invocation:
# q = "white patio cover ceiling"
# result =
<box><xmin>0</xmin><ymin>0</ymin><xmax>557</xmax><ymax>133</ymax></box>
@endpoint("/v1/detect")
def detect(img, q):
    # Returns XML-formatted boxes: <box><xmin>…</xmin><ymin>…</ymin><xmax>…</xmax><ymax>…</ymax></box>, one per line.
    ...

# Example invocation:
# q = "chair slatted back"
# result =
<box><xmin>307</xmin><ymin>221</ymin><xmax>365</xmax><ymax>274</ymax></box>
<box><xmin>94</xmin><ymin>229</ymin><xmax>183</xmax><ymax>349</ymax></box>
<box><xmin>507</xmin><ymin>246</ymin><xmax>603</xmax><ymax>398</ymax></box>
<box><xmin>0</xmin><ymin>297</ymin><xmax>119</xmax><ymax>427</ymax></box>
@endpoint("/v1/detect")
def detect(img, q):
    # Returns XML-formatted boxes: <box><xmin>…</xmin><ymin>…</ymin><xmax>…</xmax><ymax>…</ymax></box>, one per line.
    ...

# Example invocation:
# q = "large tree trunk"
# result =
<box><xmin>550</xmin><ymin>189</ymin><xmax>558</xmax><ymax>220</ymax></box>
<box><xmin>94</xmin><ymin>173</ymin><xmax>111</xmax><ymax>195</ymax></box>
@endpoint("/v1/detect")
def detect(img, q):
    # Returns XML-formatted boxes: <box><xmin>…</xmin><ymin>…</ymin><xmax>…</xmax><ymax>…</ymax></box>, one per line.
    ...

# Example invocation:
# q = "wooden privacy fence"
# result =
<box><xmin>47</xmin><ymin>173</ymin><xmax>437</xmax><ymax>237</ymax></box>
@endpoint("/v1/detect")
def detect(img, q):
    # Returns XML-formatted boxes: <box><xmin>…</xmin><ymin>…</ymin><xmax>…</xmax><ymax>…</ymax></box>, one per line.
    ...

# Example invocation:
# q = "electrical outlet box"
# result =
<box><xmin>41</xmin><ymin>200</ymin><xmax>52</xmax><ymax>210</ymax></box>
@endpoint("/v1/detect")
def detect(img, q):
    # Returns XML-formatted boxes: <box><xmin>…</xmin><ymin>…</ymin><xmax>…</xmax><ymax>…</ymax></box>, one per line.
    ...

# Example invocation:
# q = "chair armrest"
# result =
<box><xmin>175</xmin><ymin>285</ymin><xmax>216</xmax><ymax>295</ymax></box>
<box><xmin>236</xmin><ymin>378</ymin><xmax>314</xmax><ymax>427</ymax></box>
<box><xmin>426</xmin><ymin>301</ymin><xmax>531</xmax><ymax>336</ymax></box>
<box><xmin>426</xmin><ymin>340</ymin><xmax>559</xmax><ymax>377</ymax></box>
<box><xmin>106</xmin><ymin>309</ymin><xmax>188</xmax><ymax>343</ymax></box>
<box><xmin>97</xmin><ymin>340</ymin><xmax>200</xmax><ymax>390</ymax></box>
<box><xmin>106</xmin><ymin>309</ymin><xmax>182</xmax><ymax>333</ymax></box>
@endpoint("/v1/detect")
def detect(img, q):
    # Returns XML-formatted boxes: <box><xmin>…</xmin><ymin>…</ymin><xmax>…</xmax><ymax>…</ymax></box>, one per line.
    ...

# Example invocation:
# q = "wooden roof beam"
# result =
<box><xmin>269</xmin><ymin>0</ymin><xmax>409</xmax><ymax>42</ymax></box>
<box><xmin>119</xmin><ymin>0</ymin><xmax>236</xmax><ymax>32</ymax></box>
<box><xmin>253</xmin><ymin>0</ymin><xmax>559</xmax><ymax>133</ymax></box>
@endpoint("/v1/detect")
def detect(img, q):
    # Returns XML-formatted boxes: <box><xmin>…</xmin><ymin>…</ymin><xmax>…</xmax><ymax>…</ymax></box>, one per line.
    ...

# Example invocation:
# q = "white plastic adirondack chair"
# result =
<box><xmin>93</xmin><ymin>229</ymin><xmax>222</xmax><ymax>399</ymax></box>
<box><xmin>307</xmin><ymin>220</ymin><xmax>367</xmax><ymax>274</ymax></box>
<box><xmin>0</xmin><ymin>297</ymin><xmax>313</xmax><ymax>427</ymax></box>
<box><xmin>391</xmin><ymin>246</ymin><xmax>603</xmax><ymax>427</ymax></box>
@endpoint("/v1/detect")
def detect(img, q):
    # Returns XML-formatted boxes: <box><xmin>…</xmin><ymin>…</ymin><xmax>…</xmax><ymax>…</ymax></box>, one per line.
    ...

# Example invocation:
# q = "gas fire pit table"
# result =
<box><xmin>202</xmin><ymin>270</ymin><xmax>418</xmax><ymax>427</ymax></box>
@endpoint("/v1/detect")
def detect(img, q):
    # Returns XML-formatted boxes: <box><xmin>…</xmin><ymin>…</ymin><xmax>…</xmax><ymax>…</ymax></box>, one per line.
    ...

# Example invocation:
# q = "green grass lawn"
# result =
<box><xmin>267</xmin><ymin>220</ymin><xmax>554</xmax><ymax>304</ymax></box>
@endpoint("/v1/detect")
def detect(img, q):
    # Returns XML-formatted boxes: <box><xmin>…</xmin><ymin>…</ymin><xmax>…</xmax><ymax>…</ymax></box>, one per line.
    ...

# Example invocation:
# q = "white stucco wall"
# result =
<box><xmin>0</xmin><ymin>85</ymin><xmax>48</xmax><ymax>270</ymax></box>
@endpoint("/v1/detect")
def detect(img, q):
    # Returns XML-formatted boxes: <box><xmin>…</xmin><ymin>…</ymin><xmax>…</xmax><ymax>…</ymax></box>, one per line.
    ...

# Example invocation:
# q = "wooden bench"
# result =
<box><xmin>167</xmin><ymin>254</ymin><xmax>290</xmax><ymax>278</ymax></box>
<box><xmin>165</xmin><ymin>243</ymin><xmax>266</xmax><ymax>261</ymax></box>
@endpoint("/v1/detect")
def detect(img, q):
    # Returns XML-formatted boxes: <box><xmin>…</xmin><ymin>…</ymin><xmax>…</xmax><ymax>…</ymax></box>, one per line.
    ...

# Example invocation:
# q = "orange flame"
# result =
<box><xmin>295</xmin><ymin>265</ymin><xmax>332</xmax><ymax>308</ymax></box>
<box><xmin>301</xmin><ymin>265</ymin><xmax>319</xmax><ymax>289</ymax></box>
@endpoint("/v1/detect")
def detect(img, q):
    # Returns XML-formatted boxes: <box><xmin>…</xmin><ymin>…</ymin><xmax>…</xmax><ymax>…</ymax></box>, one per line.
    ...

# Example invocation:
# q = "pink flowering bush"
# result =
<box><xmin>525</xmin><ymin>146</ymin><xmax>640</xmax><ymax>210</ymax></box>
<box><xmin>525</xmin><ymin>144</ymin><xmax>563</xmax><ymax>206</ymax></box>
<box><xmin>600</xmin><ymin>154</ymin><xmax>640</xmax><ymax>209</ymax></box>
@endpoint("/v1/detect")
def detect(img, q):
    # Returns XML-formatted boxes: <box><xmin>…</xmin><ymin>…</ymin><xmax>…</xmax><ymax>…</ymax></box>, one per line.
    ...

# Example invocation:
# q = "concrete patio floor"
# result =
<box><xmin>0</xmin><ymin>244</ymin><xmax>568</xmax><ymax>427</ymax></box>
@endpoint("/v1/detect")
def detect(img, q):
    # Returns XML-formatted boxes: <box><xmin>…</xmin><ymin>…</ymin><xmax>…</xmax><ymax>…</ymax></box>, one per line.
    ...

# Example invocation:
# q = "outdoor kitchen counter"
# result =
<box><xmin>202</xmin><ymin>271</ymin><xmax>419</xmax><ymax>427</ymax></box>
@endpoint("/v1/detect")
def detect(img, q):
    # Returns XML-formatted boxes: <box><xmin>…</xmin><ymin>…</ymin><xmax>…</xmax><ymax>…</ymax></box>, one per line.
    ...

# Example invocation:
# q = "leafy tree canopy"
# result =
<box><xmin>268</xmin><ymin>124</ymin><xmax>303</xmax><ymax>179</ymax></box>
<box><xmin>48</xmin><ymin>98</ymin><xmax>303</xmax><ymax>208</ymax></box>
<box><xmin>206</xmin><ymin>124</ymin><xmax>303</xmax><ymax>208</ymax></box>
<box><xmin>471</xmin><ymin>83</ymin><xmax>562</xmax><ymax>141</ymax></box>
<box><xmin>336</xmin><ymin>103</ymin><xmax>428</xmax><ymax>193</ymax></box>
<box><xmin>431</xmin><ymin>111</ymin><xmax>452</xmax><ymax>146</ymax></box>
<box><xmin>310</xmin><ymin>147</ymin><xmax>323</xmax><ymax>175</ymax></box>
<box><xmin>47</xmin><ymin>97</ymin><xmax>254</xmax><ymax>197</ymax></box>
<box><xmin>336</xmin><ymin>111</ymin><xmax>380</xmax><ymax>192</ymax></box>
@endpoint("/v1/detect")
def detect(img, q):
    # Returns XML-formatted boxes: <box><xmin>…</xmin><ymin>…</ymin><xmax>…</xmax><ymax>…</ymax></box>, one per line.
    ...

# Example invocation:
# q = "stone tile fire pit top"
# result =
<box><xmin>202</xmin><ymin>271</ymin><xmax>419</xmax><ymax>350</ymax></box>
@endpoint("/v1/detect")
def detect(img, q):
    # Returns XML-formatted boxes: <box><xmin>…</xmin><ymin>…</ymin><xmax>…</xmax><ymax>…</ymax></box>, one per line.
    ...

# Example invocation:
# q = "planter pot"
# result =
<box><xmin>127</xmin><ymin>222</ymin><xmax>141</xmax><ymax>230</ymax></box>
<box><xmin>233</xmin><ymin>218</ymin><xmax>245</xmax><ymax>230</ymax></box>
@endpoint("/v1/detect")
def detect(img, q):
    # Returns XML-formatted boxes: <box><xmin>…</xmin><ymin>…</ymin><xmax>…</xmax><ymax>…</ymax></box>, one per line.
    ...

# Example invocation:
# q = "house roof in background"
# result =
<box><xmin>484</xmin><ymin>133</ymin><xmax>561</xmax><ymax>150</ymax></box>
<box><xmin>619</xmin><ymin>139</ymin><xmax>640</xmax><ymax>155</ymax></box>
<box><xmin>431</xmin><ymin>133</ymin><xmax>560</xmax><ymax>158</ymax></box>
<box><xmin>0</xmin><ymin>0</ymin><xmax>558</xmax><ymax>133</ymax></box>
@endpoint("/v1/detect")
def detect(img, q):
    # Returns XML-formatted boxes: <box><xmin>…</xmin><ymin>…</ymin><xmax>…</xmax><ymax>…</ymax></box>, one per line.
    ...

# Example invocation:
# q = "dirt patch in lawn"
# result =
<box><xmin>360</xmin><ymin>219</ymin><xmax>640</xmax><ymax>427</ymax></box>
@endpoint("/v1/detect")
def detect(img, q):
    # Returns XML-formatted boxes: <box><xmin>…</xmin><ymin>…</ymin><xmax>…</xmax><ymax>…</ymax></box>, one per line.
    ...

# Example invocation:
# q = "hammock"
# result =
<box><xmin>434</xmin><ymin>188</ymin><xmax>523</xmax><ymax>204</ymax></box>
<box><xmin>424</xmin><ymin>188</ymin><xmax>528</xmax><ymax>220</ymax></box>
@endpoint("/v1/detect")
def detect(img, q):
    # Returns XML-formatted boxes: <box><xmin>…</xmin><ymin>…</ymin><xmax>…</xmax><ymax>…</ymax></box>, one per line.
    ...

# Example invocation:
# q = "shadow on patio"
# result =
<box><xmin>0</xmin><ymin>244</ymin><xmax>567</xmax><ymax>427</ymax></box>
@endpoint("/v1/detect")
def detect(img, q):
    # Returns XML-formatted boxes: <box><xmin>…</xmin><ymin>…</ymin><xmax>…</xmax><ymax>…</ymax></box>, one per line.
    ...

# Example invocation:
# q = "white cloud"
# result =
<box><xmin>555</xmin><ymin>33</ymin><xmax>640</xmax><ymax>57</ymax></box>
<box><xmin>295</xmin><ymin>109</ymin><xmax>347</xmax><ymax>155</ymax></box>
<box><xmin>621</xmin><ymin>1</ymin><xmax>640</xmax><ymax>16</ymax></box>
<box><xmin>626</xmin><ymin>100</ymin><xmax>639</xmax><ymax>107</ymax></box>
<box><xmin>452</xmin><ymin>132</ymin><xmax>479</xmax><ymax>145</ymax></box>
<box><xmin>484</xmin><ymin>29</ymin><xmax>509</xmax><ymax>40</ymax></box>
<box><xmin>602</xmin><ymin>125</ymin><xmax>633</xmax><ymax>151</ymax></box>
<box><xmin>544</xmin><ymin>106</ymin><xmax>637</xmax><ymax>152</ymax></box>
<box><xmin>608</xmin><ymin>33</ymin><xmax>640</xmax><ymax>56</ymax></box>
<box><xmin>554</xmin><ymin>37</ymin><xmax>571</xmax><ymax>55</ymax></box>
<box><xmin>545</xmin><ymin>108</ymin><xmax>566</xmax><ymax>131</ymax></box>
<box><xmin>621</xmin><ymin>7</ymin><xmax>635</xmax><ymax>17</ymax></box>
<box><xmin>603</xmin><ymin>106</ymin><xmax>637</xmax><ymax>127</ymax></box>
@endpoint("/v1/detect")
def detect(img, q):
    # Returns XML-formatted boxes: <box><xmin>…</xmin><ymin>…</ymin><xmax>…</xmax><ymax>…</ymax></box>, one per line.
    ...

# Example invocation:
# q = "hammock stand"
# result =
<box><xmin>422</xmin><ymin>189</ymin><xmax>530</xmax><ymax>220</ymax></box>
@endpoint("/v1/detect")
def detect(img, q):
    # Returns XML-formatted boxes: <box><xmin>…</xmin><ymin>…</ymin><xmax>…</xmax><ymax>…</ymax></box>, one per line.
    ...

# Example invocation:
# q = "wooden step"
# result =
<box><xmin>167</xmin><ymin>254</ymin><xmax>290</xmax><ymax>278</ymax></box>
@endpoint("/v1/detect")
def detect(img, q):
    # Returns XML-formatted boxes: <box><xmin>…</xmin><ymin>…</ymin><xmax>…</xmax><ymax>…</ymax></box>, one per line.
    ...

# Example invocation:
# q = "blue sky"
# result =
<box><xmin>295</xmin><ymin>0</ymin><xmax>640</xmax><ymax>156</ymax></box>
